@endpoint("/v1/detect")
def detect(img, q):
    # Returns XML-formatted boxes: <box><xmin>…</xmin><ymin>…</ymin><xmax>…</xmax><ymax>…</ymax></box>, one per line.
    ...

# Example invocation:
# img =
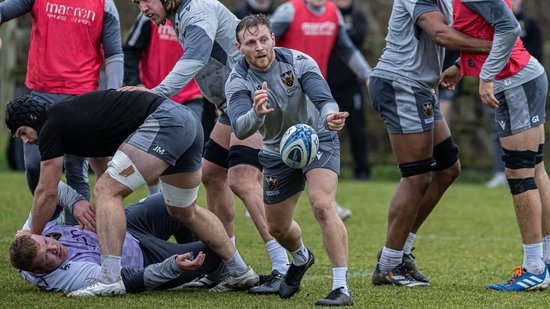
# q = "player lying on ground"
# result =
<box><xmin>9</xmin><ymin>185</ymin><xmax>221</xmax><ymax>294</ymax></box>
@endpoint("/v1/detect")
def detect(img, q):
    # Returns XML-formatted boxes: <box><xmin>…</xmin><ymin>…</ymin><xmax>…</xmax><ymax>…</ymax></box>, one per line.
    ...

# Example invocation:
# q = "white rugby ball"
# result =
<box><xmin>280</xmin><ymin>124</ymin><xmax>319</xmax><ymax>169</ymax></box>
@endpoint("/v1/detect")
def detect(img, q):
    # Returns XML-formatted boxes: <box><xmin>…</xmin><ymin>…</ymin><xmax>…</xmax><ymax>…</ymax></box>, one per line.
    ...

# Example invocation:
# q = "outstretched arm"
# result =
<box><xmin>123</xmin><ymin>13</ymin><xmax>151</xmax><ymax>86</ymax></box>
<box><xmin>416</xmin><ymin>11</ymin><xmax>492</xmax><ymax>54</ymax></box>
<box><xmin>121</xmin><ymin>252</ymin><xmax>205</xmax><ymax>293</ymax></box>
<box><xmin>31</xmin><ymin>157</ymin><xmax>64</xmax><ymax>234</ymax></box>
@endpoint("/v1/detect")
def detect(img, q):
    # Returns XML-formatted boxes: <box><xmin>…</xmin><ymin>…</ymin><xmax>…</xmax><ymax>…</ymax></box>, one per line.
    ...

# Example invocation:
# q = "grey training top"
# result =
<box><xmin>226</xmin><ymin>48</ymin><xmax>339</xmax><ymax>156</ymax></box>
<box><xmin>372</xmin><ymin>0</ymin><xmax>451</xmax><ymax>90</ymax></box>
<box><xmin>270</xmin><ymin>0</ymin><xmax>371</xmax><ymax>81</ymax></box>
<box><xmin>153</xmin><ymin>0</ymin><xmax>241</xmax><ymax>109</ymax></box>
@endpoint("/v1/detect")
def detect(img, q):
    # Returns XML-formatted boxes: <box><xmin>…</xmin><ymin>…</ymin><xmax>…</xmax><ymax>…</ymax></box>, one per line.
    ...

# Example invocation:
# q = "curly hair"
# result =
<box><xmin>9</xmin><ymin>234</ymin><xmax>39</xmax><ymax>272</ymax></box>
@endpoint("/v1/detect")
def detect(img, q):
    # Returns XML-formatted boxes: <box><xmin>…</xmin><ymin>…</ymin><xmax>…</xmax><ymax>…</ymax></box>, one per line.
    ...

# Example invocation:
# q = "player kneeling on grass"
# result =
<box><xmin>9</xmin><ymin>189</ymin><xmax>221</xmax><ymax>294</ymax></box>
<box><xmin>226</xmin><ymin>14</ymin><xmax>354</xmax><ymax>306</ymax></box>
<box><xmin>5</xmin><ymin>90</ymin><xmax>259</xmax><ymax>296</ymax></box>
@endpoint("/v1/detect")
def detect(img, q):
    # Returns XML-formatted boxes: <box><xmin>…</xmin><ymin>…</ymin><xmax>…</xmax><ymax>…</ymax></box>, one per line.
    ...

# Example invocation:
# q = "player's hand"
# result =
<box><xmin>365</xmin><ymin>77</ymin><xmax>370</xmax><ymax>88</ymax></box>
<box><xmin>439</xmin><ymin>65</ymin><xmax>462</xmax><ymax>90</ymax></box>
<box><xmin>175</xmin><ymin>251</ymin><xmax>205</xmax><ymax>271</ymax></box>
<box><xmin>118</xmin><ymin>85</ymin><xmax>153</xmax><ymax>93</ymax></box>
<box><xmin>15</xmin><ymin>230</ymin><xmax>31</xmax><ymax>237</ymax></box>
<box><xmin>253</xmin><ymin>82</ymin><xmax>274</xmax><ymax>116</ymax></box>
<box><xmin>479</xmin><ymin>80</ymin><xmax>498</xmax><ymax>109</ymax></box>
<box><xmin>72</xmin><ymin>200</ymin><xmax>96</xmax><ymax>232</ymax></box>
<box><xmin>326</xmin><ymin>112</ymin><xmax>349</xmax><ymax>131</ymax></box>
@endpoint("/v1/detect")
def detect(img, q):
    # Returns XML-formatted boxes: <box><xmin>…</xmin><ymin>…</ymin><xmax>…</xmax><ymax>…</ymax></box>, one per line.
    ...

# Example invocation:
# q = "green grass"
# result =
<box><xmin>1</xmin><ymin>170</ymin><xmax>550</xmax><ymax>308</ymax></box>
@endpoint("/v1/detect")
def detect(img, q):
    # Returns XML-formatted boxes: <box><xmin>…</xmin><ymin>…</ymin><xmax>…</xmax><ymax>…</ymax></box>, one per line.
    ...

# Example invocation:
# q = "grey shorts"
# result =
<box><xmin>494</xmin><ymin>73</ymin><xmax>547</xmax><ymax>137</ymax></box>
<box><xmin>125</xmin><ymin>99</ymin><xmax>204</xmax><ymax>175</ymax></box>
<box><xmin>369</xmin><ymin>76</ymin><xmax>443</xmax><ymax>134</ymax></box>
<box><xmin>260</xmin><ymin>131</ymin><xmax>340</xmax><ymax>205</ymax></box>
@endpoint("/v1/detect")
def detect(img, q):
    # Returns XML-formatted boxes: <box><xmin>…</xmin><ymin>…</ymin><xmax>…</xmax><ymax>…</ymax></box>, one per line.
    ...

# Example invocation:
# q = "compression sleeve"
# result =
<box><xmin>332</xmin><ymin>11</ymin><xmax>371</xmax><ymax>81</ymax></box>
<box><xmin>270</xmin><ymin>2</ymin><xmax>294</xmax><ymax>40</ymax></box>
<box><xmin>0</xmin><ymin>0</ymin><xmax>34</xmax><ymax>24</ymax></box>
<box><xmin>102</xmin><ymin>0</ymin><xmax>123</xmax><ymax>89</ymax></box>
<box><xmin>123</xmin><ymin>14</ymin><xmax>151</xmax><ymax>86</ymax></box>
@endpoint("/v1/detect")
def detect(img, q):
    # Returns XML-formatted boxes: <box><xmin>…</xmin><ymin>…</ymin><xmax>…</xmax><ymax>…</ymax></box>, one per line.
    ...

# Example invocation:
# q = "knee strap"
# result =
<box><xmin>502</xmin><ymin>148</ymin><xmax>537</xmax><ymax>169</ymax></box>
<box><xmin>433</xmin><ymin>136</ymin><xmax>459</xmax><ymax>171</ymax></box>
<box><xmin>508</xmin><ymin>177</ymin><xmax>537</xmax><ymax>195</ymax></box>
<box><xmin>203</xmin><ymin>139</ymin><xmax>229</xmax><ymax>169</ymax></box>
<box><xmin>160</xmin><ymin>181</ymin><xmax>199</xmax><ymax>208</ymax></box>
<box><xmin>398</xmin><ymin>158</ymin><xmax>436</xmax><ymax>178</ymax></box>
<box><xmin>536</xmin><ymin>144</ymin><xmax>544</xmax><ymax>165</ymax></box>
<box><xmin>228</xmin><ymin>145</ymin><xmax>262</xmax><ymax>170</ymax></box>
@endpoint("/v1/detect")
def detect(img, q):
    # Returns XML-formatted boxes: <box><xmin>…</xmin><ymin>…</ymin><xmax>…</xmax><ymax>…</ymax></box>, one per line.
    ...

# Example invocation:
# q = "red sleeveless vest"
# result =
<box><xmin>140</xmin><ymin>21</ymin><xmax>202</xmax><ymax>104</ymax></box>
<box><xmin>452</xmin><ymin>0</ymin><xmax>530</xmax><ymax>79</ymax></box>
<box><xmin>27</xmin><ymin>0</ymin><xmax>105</xmax><ymax>94</ymax></box>
<box><xmin>277</xmin><ymin>0</ymin><xmax>339</xmax><ymax>77</ymax></box>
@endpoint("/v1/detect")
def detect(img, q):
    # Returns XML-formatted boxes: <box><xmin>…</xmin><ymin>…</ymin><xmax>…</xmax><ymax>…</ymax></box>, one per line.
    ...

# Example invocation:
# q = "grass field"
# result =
<box><xmin>1</xmin><ymin>170</ymin><xmax>550</xmax><ymax>308</ymax></box>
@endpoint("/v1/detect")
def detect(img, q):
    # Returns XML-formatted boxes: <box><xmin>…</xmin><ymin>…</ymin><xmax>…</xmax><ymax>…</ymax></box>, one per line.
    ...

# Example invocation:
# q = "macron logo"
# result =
<box><xmin>301</xmin><ymin>22</ymin><xmax>336</xmax><ymax>36</ymax></box>
<box><xmin>45</xmin><ymin>2</ymin><xmax>97</xmax><ymax>25</ymax></box>
<box><xmin>499</xmin><ymin>121</ymin><xmax>506</xmax><ymax>130</ymax></box>
<box><xmin>316</xmin><ymin>151</ymin><xmax>323</xmax><ymax>160</ymax></box>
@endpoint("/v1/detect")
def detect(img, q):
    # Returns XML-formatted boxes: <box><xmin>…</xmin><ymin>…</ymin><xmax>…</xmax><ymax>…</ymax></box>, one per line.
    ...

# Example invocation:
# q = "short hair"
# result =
<box><xmin>235</xmin><ymin>14</ymin><xmax>272</xmax><ymax>43</ymax></box>
<box><xmin>9</xmin><ymin>234</ymin><xmax>39</xmax><ymax>272</ymax></box>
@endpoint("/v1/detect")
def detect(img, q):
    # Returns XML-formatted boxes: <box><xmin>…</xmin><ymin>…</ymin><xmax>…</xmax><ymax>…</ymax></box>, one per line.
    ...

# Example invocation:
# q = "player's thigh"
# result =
<box><xmin>209</xmin><ymin>114</ymin><xmax>232</xmax><ymax>149</ymax></box>
<box><xmin>305</xmin><ymin>168</ymin><xmax>339</xmax><ymax>208</ymax></box>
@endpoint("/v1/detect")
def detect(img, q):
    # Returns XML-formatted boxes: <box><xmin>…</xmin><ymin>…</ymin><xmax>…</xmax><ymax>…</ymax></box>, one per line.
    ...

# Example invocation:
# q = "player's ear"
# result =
<box><xmin>271</xmin><ymin>32</ymin><xmax>275</xmax><ymax>46</ymax></box>
<box><xmin>235</xmin><ymin>41</ymin><xmax>242</xmax><ymax>53</ymax></box>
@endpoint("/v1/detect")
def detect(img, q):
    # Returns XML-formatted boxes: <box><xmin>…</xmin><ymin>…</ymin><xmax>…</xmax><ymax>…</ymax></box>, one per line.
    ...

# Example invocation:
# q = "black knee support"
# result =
<box><xmin>398</xmin><ymin>158</ymin><xmax>436</xmax><ymax>178</ymax></box>
<box><xmin>536</xmin><ymin>144</ymin><xmax>544</xmax><ymax>165</ymax></box>
<box><xmin>502</xmin><ymin>148</ymin><xmax>537</xmax><ymax>169</ymax></box>
<box><xmin>228</xmin><ymin>145</ymin><xmax>262</xmax><ymax>170</ymax></box>
<box><xmin>507</xmin><ymin>177</ymin><xmax>537</xmax><ymax>195</ymax></box>
<box><xmin>203</xmin><ymin>139</ymin><xmax>229</xmax><ymax>168</ymax></box>
<box><xmin>433</xmin><ymin>136</ymin><xmax>459</xmax><ymax>171</ymax></box>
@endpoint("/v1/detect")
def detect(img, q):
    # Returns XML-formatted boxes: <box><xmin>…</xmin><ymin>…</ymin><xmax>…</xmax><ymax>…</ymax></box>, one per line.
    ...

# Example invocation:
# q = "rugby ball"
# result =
<box><xmin>280</xmin><ymin>124</ymin><xmax>319</xmax><ymax>169</ymax></box>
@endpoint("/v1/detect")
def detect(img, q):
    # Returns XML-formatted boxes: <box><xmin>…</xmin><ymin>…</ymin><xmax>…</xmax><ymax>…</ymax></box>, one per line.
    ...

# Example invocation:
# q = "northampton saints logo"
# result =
<box><xmin>422</xmin><ymin>102</ymin><xmax>433</xmax><ymax>117</ymax></box>
<box><xmin>280</xmin><ymin>70</ymin><xmax>294</xmax><ymax>87</ymax></box>
<box><xmin>45</xmin><ymin>232</ymin><xmax>62</xmax><ymax>240</ymax></box>
<box><xmin>266</xmin><ymin>175</ymin><xmax>278</xmax><ymax>190</ymax></box>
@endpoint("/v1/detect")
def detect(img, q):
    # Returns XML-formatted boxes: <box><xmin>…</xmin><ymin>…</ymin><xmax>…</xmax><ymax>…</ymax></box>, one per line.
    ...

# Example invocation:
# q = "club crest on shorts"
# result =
<box><xmin>422</xmin><ymin>102</ymin><xmax>433</xmax><ymax>117</ymax></box>
<box><xmin>280</xmin><ymin>70</ymin><xmax>294</xmax><ymax>87</ymax></box>
<box><xmin>266</xmin><ymin>175</ymin><xmax>278</xmax><ymax>190</ymax></box>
